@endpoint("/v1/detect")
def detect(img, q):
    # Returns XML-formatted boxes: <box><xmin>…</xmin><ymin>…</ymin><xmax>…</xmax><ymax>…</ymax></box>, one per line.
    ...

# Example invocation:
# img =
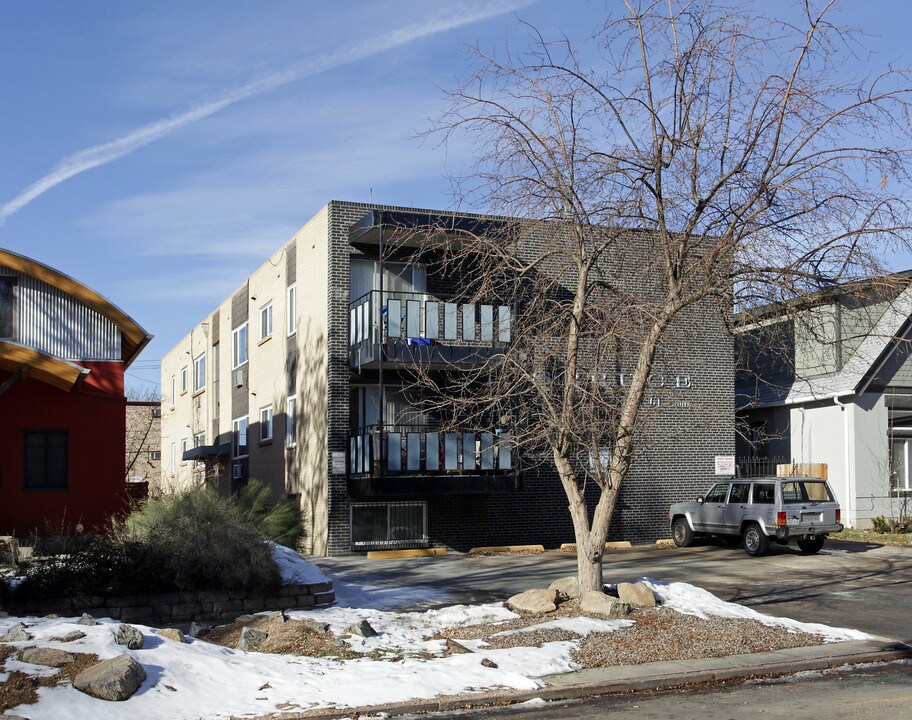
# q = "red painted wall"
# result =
<box><xmin>0</xmin><ymin>361</ymin><xmax>127</xmax><ymax>535</ymax></box>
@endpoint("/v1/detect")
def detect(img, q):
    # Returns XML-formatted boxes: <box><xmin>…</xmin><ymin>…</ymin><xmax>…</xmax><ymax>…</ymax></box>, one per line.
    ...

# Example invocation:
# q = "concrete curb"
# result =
<box><xmin>263</xmin><ymin>639</ymin><xmax>910</xmax><ymax>719</ymax></box>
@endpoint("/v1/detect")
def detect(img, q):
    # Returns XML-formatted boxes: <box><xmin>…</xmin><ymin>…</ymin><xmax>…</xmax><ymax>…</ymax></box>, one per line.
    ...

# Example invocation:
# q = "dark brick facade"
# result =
<box><xmin>321</xmin><ymin>201</ymin><xmax>734</xmax><ymax>554</ymax></box>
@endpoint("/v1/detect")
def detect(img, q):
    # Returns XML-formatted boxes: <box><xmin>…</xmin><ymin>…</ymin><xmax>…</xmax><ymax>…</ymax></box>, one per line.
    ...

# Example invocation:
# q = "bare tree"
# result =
<box><xmin>421</xmin><ymin>1</ymin><xmax>912</xmax><ymax>592</ymax></box>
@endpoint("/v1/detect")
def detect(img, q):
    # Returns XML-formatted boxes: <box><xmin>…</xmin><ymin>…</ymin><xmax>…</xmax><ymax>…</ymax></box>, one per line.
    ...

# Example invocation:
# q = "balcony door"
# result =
<box><xmin>350</xmin><ymin>259</ymin><xmax>426</xmax><ymax>302</ymax></box>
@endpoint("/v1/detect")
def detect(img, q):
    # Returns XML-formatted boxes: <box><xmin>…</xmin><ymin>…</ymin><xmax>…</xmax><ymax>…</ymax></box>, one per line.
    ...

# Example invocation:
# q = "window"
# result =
<box><xmin>233</xmin><ymin>416</ymin><xmax>249</xmax><ymax>458</ymax></box>
<box><xmin>181</xmin><ymin>438</ymin><xmax>189</xmax><ymax>463</ymax></box>
<box><xmin>260</xmin><ymin>303</ymin><xmax>273</xmax><ymax>340</ymax></box>
<box><xmin>0</xmin><ymin>276</ymin><xmax>15</xmax><ymax>338</ymax></box>
<box><xmin>891</xmin><ymin>438</ymin><xmax>912</xmax><ymax>492</ymax></box>
<box><xmin>260</xmin><ymin>405</ymin><xmax>274</xmax><ymax>442</ymax></box>
<box><xmin>729</xmin><ymin>483</ymin><xmax>750</xmax><ymax>504</ymax></box>
<box><xmin>287</xmin><ymin>284</ymin><xmax>297</xmax><ymax>336</ymax></box>
<box><xmin>194</xmin><ymin>432</ymin><xmax>205</xmax><ymax>448</ymax></box>
<box><xmin>781</xmin><ymin>481</ymin><xmax>834</xmax><ymax>503</ymax></box>
<box><xmin>752</xmin><ymin>483</ymin><xmax>776</xmax><ymax>504</ymax></box>
<box><xmin>170</xmin><ymin>376</ymin><xmax>176</xmax><ymax>409</ymax></box>
<box><xmin>704</xmin><ymin>484</ymin><xmax>729</xmax><ymax>503</ymax></box>
<box><xmin>232</xmin><ymin>323</ymin><xmax>248</xmax><ymax>368</ymax></box>
<box><xmin>170</xmin><ymin>442</ymin><xmax>176</xmax><ymax>476</ymax></box>
<box><xmin>193</xmin><ymin>353</ymin><xmax>206</xmax><ymax>392</ymax></box>
<box><xmin>212</xmin><ymin>344</ymin><xmax>220</xmax><ymax>419</ymax></box>
<box><xmin>24</xmin><ymin>431</ymin><xmax>68</xmax><ymax>489</ymax></box>
<box><xmin>149</xmin><ymin>449</ymin><xmax>162</xmax><ymax>461</ymax></box>
<box><xmin>286</xmin><ymin>395</ymin><xmax>297</xmax><ymax>447</ymax></box>
<box><xmin>350</xmin><ymin>501</ymin><xmax>428</xmax><ymax>549</ymax></box>
<box><xmin>180</xmin><ymin>366</ymin><xmax>189</xmax><ymax>394</ymax></box>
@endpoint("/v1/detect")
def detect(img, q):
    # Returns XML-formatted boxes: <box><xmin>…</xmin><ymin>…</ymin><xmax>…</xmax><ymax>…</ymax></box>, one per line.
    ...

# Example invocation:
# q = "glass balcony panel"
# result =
<box><xmin>498</xmin><ymin>306</ymin><xmax>511</xmax><ymax>342</ymax></box>
<box><xmin>387</xmin><ymin>432</ymin><xmax>402</xmax><ymax>472</ymax></box>
<box><xmin>480</xmin><ymin>432</ymin><xmax>494</xmax><ymax>469</ymax></box>
<box><xmin>407</xmin><ymin>433</ymin><xmax>421</xmax><ymax>470</ymax></box>
<box><xmin>444</xmin><ymin>433</ymin><xmax>459</xmax><ymax>470</ymax></box>
<box><xmin>426</xmin><ymin>432</ymin><xmax>439</xmax><ymax>471</ymax></box>
<box><xmin>350</xmin><ymin>307</ymin><xmax>357</xmax><ymax>345</ymax></box>
<box><xmin>462</xmin><ymin>304</ymin><xmax>476</xmax><ymax>341</ymax></box>
<box><xmin>444</xmin><ymin>303</ymin><xmax>458</xmax><ymax>340</ymax></box>
<box><xmin>406</xmin><ymin>300</ymin><xmax>421</xmax><ymax>338</ymax></box>
<box><xmin>425</xmin><ymin>302</ymin><xmax>439</xmax><ymax>339</ymax></box>
<box><xmin>387</xmin><ymin>299</ymin><xmax>402</xmax><ymax>338</ymax></box>
<box><xmin>463</xmin><ymin>432</ymin><xmax>477</xmax><ymax>470</ymax></box>
<box><xmin>360</xmin><ymin>301</ymin><xmax>370</xmax><ymax>342</ymax></box>
<box><xmin>480</xmin><ymin>305</ymin><xmax>493</xmax><ymax>341</ymax></box>
<box><xmin>497</xmin><ymin>433</ymin><xmax>512</xmax><ymax>470</ymax></box>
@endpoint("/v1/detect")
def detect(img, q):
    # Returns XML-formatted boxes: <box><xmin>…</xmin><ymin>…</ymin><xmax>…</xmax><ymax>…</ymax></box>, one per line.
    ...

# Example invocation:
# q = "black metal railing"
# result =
<box><xmin>736</xmin><ymin>456</ymin><xmax>791</xmax><ymax>477</ymax></box>
<box><xmin>349</xmin><ymin>423</ymin><xmax>513</xmax><ymax>476</ymax></box>
<box><xmin>349</xmin><ymin>290</ymin><xmax>512</xmax><ymax>348</ymax></box>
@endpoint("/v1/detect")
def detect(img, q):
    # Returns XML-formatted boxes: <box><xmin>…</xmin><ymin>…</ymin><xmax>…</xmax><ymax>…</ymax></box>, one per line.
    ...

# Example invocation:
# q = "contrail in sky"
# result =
<box><xmin>0</xmin><ymin>2</ymin><xmax>533</xmax><ymax>226</ymax></box>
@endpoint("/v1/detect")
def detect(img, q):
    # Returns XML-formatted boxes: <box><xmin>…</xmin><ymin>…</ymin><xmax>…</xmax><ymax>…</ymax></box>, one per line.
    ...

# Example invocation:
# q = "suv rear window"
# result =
<box><xmin>781</xmin><ymin>481</ymin><xmax>834</xmax><ymax>503</ymax></box>
<box><xmin>752</xmin><ymin>483</ymin><xmax>775</xmax><ymax>504</ymax></box>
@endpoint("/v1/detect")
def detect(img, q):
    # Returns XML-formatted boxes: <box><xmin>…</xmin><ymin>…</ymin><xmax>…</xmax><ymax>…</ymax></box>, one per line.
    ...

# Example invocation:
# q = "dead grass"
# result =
<box><xmin>0</xmin><ymin>645</ymin><xmax>99</xmax><ymax>713</ymax></box>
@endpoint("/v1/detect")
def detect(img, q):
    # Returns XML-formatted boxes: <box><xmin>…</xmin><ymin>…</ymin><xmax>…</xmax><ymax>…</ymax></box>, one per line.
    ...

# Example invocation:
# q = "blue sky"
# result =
<box><xmin>0</xmin><ymin>1</ymin><xmax>908</xmax><ymax>394</ymax></box>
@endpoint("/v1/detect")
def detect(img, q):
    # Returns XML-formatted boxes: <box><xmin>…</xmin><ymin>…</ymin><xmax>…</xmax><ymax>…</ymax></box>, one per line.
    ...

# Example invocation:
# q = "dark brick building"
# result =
<box><xmin>162</xmin><ymin>202</ymin><xmax>734</xmax><ymax>555</ymax></box>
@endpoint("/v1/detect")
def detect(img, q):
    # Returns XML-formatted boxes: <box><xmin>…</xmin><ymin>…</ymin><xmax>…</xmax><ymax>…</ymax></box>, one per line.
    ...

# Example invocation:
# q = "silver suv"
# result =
<box><xmin>669</xmin><ymin>477</ymin><xmax>843</xmax><ymax>556</ymax></box>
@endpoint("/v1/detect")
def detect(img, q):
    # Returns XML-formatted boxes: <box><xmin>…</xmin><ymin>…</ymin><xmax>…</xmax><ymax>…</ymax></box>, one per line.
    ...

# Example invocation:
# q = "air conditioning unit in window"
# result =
<box><xmin>233</xmin><ymin>368</ymin><xmax>244</xmax><ymax>388</ymax></box>
<box><xmin>232</xmin><ymin>463</ymin><xmax>243</xmax><ymax>479</ymax></box>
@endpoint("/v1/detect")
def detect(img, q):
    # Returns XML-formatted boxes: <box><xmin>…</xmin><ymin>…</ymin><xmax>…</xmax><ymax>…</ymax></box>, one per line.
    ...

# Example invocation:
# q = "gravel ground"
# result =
<box><xmin>0</xmin><ymin>646</ymin><xmax>100</xmax><ymax>713</ymax></box>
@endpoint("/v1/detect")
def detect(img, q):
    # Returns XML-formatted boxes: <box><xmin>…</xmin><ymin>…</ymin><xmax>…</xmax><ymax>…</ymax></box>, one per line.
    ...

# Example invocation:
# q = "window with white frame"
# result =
<box><xmin>232</xmin><ymin>323</ymin><xmax>248</xmax><ymax>368</ymax></box>
<box><xmin>260</xmin><ymin>405</ymin><xmax>273</xmax><ymax>442</ymax></box>
<box><xmin>194</xmin><ymin>432</ymin><xmax>205</xmax><ymax>448</ymax></box>
<box><xmin>233</xmin><ymin>416</ymin><xmax>249</xmax><ymax>458</ymax></box>
<box><xmin>170</xmin><ymin>442</ymin><xmax>176</xmax><ymax>476</ymax></box>
<box><xmin>890</xmin><ymin>435</ymin><xmax>912</xmax><ymax>491</ymax></box>
<box><xmin>287</xmin><ymin>284</ymin><xmax>297</xmax><ymax>336</ymax></box>
<box><xmin>170</xmin><ymin>376</ymin><xmax>176</xmax><ymax>408</ymax></box>
<box><xmin>260</xmin><ymin>303</ymin><xmax>273</xmax><ymax>340</ymax></box>
<box><xmin>180</xmin><ymin>438</ymin><xmax>189</xmax><ymax>463</ymax></box>
<box><xmin>286</xmin><ymin>395</ymin><xmax>297</xmax><ymax>447</ymax></box>
<box><xmin>193</xmin><ymin>353</ymin><xmax>206</xmax><ymax>392</ymax></box>
<box><xmin>180</xmin><ymin>365</ymin><xmax>189</xmax><ymax>394</ymax></box>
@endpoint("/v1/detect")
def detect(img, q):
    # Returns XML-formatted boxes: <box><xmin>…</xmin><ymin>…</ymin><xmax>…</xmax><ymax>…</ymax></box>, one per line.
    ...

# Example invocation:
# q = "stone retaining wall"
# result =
<box><xmin>2</xmin><ymin>582</ymin><xmax>335</xmax><ymax>625</ymax></box>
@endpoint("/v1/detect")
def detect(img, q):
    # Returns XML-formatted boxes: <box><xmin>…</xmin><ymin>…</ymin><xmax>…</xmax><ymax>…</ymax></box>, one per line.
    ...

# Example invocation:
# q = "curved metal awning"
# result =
<box><xmin>0</xmin><ymin>339</ymin><xmax>89</xmax><ymax>392</ymax></box>
<box><xmin>0</xmin><ymin>248</ymin><xmax>152</xmax><ymax>367</ymax></box>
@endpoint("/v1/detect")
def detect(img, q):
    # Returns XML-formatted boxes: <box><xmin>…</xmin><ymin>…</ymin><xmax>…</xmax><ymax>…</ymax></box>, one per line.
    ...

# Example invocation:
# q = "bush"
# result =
<box><xmin>12</xmin><ymin>533</ymin><xmax>172</xmax><ymax>602</ymax></box>
<box><xmin>236</xmin><ymin>480</ymin><xmax>306</xmax><ymax>548</ymax></box>
<box><xmin>126</xmin><ymin>488</ymin><xmax>281</xmax><ymax>592</ymax></box>
<box><xmin>871</xmin><ymin>515</ymin><xmax>892</xmax><ymax>534</ymax></box>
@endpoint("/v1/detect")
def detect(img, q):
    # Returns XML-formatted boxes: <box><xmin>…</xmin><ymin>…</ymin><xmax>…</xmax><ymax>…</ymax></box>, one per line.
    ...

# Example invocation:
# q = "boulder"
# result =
<box><xmin>156</xmin><ymin>628</ymin><xmax>184</xmax><ymax>643</ymax></box>
<box><xmin>74</xmin><ymin>654</ymin><xmax>146</xmax><ymax>701</ymax></box>
<box><xmin>113</xmin><ymin>624</ymin><xmax>144</xmax><ymax>650</ymax></box>
<box><xmin>579</xmin><ymin>591</ymin><xmax>630</xmax><ymax>617</ymax></box>
<box><xmin>21</xmin><ymin>647</ymin><xmax>76</xmax><ymax>667</ymax></box>
<box><xmin>57</xmin><ymin>630</ymin><xmax>87</xmax><ymax>642</ymax></box>
<box><xmin>189</xmin><ymin>621</ymin><xmax>211</xmax><ymax>639</ymax></box>
<box><xmin>77</xmin><ymin>613</ymin><xmax>97</xmax><ymax>626</ymax></box>
<box><xmin>616</xmin><ymin>581</ymin><xmax>657</xmax><ymax>608</ymax></box>
<box><xmin>2</xmin><ymin>623</ymin><xmax>31</xmax><ymax>642</ymax></box>
<box><xmin>481</xmin><ymin>658</ymin><xmax>498</xmax><ymax>668</ymax></box>
<box><xmin>505</xmin><ymin>588</ymin><xmax>560</xmax><ymax>615</ymax></box>
<box><xmin>349</xmin><ymin>619</ymin><xmax>378</xmax><ymax>638</ymax></box>
<box><xmin>549</xmin><ymin>575</ymin><xmax>580</xmax><ymax>599</ymax></box>
<box><xmin>239</xmin><ymin>627</ymin><xmax>268</xmax><ymax>651</ymax></box>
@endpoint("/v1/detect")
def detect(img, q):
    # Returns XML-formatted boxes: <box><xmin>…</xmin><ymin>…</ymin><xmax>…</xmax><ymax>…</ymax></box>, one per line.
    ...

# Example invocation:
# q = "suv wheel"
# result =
<box><xmin>797</xmin><ymin>536</ymin><xmax>826</xmax><ymax>554</ymax></box>
<box><xmin>672</xmin><ymin>518</ymin><xmax>694</xmax><ymax>547</ymax></box>
<box><xmin>742</xmin><ymin>523</ymin><xmax>769</xmax><ymax>557</ymax></box>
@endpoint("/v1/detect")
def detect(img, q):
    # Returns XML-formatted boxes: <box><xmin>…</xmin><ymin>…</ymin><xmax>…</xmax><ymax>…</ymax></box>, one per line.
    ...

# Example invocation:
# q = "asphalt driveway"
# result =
<box><xmin>314</xmin><ymin>540</ymin><xmax>912</xmax><ymax>644</ymax></box>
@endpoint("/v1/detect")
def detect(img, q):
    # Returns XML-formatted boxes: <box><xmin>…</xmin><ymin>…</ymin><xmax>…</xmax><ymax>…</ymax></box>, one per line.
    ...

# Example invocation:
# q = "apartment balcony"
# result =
<box><xmin>349</xmin><ymin>290</ymin><xmax>511</xmax><ymax>369</ymax></box>
<box><xmin>347</xmin><ymin>425</ymin><xmax>520</xmax><ymax>498</ymax></box>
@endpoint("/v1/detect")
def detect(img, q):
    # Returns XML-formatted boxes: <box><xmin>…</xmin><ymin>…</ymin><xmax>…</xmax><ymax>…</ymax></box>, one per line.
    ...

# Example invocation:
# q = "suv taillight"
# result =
<box><xmin>836</xmin><ymin>509</ymin><xmax>841</xmax><ymax>524</ymax></box>
<box><xmin>777</xmin><ymin>511</ymin><xmax>787</xmax><ymax>527</ymax></box>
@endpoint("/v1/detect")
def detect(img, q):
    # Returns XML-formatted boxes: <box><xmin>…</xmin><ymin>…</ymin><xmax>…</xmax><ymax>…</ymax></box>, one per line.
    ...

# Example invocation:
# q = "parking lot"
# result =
<box><xmin>315</xmin><ymin>539</ymin><xmax>912</xmax><ymax>644</ymax></box>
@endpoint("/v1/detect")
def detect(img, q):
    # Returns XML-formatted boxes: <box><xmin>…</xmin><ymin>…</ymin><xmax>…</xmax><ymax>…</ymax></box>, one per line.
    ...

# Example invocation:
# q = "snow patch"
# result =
<box><xmin>267</xmin><ymin>541</ymin><xmax>330</xmax><ymax>585</ymax></box>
